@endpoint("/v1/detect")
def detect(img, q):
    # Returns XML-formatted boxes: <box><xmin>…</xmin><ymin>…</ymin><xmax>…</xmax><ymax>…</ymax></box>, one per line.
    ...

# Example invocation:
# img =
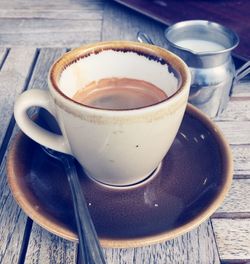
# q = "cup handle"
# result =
<box><xmin>14</xmin><ymin>89</ymin><xmax>71</xmax><ymax>154</ymax></box>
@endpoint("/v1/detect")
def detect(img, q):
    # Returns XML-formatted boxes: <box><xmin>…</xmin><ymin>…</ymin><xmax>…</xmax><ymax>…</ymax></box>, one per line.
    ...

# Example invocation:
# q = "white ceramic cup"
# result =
<box><xmin>14</xmin><ymin>41</ymin><xmax>191</xmax><ymax>186</ymax></box>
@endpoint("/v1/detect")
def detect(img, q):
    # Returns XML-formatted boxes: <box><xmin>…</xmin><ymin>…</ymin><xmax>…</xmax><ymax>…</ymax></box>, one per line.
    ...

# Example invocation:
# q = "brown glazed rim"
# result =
<box><xmin>49</xmin><ymin>41</ymin><xmax>190</xmax><ymax>112</ymax></box>
<box><xmin>7</xmin><ymin>104</ymin><xmax>233</xmax><ymax>248</ymax></box>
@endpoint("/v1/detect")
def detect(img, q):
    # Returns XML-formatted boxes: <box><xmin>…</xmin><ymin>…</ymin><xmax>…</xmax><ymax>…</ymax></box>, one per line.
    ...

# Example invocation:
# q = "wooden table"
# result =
<box><xmin>0</xmin><ymin>1</ymin><xmax>249</xmax><ymax>263</ymax></box>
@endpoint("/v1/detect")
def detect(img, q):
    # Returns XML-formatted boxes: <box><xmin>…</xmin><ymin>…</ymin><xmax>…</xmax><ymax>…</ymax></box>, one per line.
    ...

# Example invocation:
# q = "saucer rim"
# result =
<box><xmin>7</xmin><ymin>103</ymin><xmax>233</xmax><ymax>248</ymax></box>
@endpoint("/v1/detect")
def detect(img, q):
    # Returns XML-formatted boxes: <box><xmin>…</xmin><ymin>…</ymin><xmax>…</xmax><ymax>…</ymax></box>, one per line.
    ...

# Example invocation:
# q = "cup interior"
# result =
<box><xmin>50</xmin><ymin>42</ymin><xmax>185</xmax><ymax>106</ymax></box>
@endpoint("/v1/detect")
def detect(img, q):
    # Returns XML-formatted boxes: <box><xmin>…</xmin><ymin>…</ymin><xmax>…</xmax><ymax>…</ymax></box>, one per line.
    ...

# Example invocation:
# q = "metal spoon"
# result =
<box><xmin>42</xmin><ymin>146</ymin><xmax>106</xmax><ymax>264</ymax></box>
<box><xmin>137</xmin><ymin>31</ymin><xmax>155</xmax><ymax>45</ymax></box>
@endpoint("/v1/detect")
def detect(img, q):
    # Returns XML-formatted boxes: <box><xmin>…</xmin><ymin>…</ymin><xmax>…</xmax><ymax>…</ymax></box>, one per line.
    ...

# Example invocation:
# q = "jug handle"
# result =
<box><xmin>231</xmin><ymin>61</ymin><xmax>250</xmax><ymax>95</ymax></box>
<box><xmin>234</xmin><ymin>61</ymin><xmax>250</xmax><ymax>82</ymax></box>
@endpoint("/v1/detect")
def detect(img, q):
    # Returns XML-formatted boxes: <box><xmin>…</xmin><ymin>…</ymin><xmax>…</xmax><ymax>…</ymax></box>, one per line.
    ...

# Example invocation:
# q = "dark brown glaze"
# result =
<box><xmin>7</xmin><ymin>105</ymin><xmax>232</xmax><ymax>247</ymax></box>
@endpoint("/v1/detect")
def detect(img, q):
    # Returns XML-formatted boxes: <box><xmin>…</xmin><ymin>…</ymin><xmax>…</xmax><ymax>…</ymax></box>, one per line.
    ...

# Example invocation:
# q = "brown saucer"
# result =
<box><xmin>7</xmin><ymin>104</ymin><xmax>233</xmax><ymax>248</ymax></box>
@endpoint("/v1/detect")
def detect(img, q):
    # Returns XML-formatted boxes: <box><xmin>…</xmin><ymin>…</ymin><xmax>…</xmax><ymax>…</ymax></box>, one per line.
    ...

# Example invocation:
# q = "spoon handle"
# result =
<box><xmin>63</xmin><ymin>156</ymin><xmax>106</xmax><ymax>264</ymax></box>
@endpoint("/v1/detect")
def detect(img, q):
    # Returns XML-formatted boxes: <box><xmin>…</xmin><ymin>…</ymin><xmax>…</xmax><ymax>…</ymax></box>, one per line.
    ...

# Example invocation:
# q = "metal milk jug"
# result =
<box><xmin>164</xmin><ymin>20</ymin><xmax>249</xmax><ymax>118</ymax></box>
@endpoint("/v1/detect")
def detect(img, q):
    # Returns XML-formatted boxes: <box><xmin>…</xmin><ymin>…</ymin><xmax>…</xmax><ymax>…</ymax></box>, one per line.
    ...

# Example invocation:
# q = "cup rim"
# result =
<box><xmin>48</xmin><ymin>41</ymin><xmax>191</xmax><ymax>114</ymax></box>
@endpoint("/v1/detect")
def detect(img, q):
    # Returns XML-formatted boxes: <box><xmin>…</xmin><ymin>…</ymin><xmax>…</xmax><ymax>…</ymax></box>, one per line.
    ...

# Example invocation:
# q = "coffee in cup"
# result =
<box><xmin>72</xmin><ymin>77</ymin><xmax>168</xmax><ymax>110</ymax></box>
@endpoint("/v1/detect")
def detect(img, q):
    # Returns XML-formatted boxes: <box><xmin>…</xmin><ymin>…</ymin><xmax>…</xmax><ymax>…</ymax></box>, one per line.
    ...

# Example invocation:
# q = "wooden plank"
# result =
<box><xmin>215</xmin><ymin>121</ymin><xmax>250</xmax><ymax>145</ymax></box>
<box><xmin>0</xmin><ymin>19</ymin><xmax>102</xmax><ymax>46</ymax></box>
<box><xmin>0</xmin><ymin>0</ymin><xmax>103</xmax><ymax>47</ymax></box>
<box><xmin>102</xmin><ymin>2</ymin><xmax>220</xmax><ymax>263</ymax></box>
<box><xmin>104</xmin><ymin>220</ymin><xmax>220</xmax><ymax>264</ymax></box>
<box><xmin>0</xmin><ymin>47</ymin><xmax>37</xmax><ymax>264</ymax></box>
<box><xmin>212</xmin><ymin>219</ymin><xmax>250</xmax><ymax>261</ymax></box>
<box><xmin>0</xmin><ymin>9</ymin><xmax>102</xmax><ymax>20</ymax></box>
<box><xmin>0</xmin><ymin>47</ymin><xmax>37</xmax><ymax>150</ymax></box>
<box><xmin>0</xmin><ymin>31</ymin><xmax>101</xmax><ymax>48</ymax></box>
<box><xmin>216</xmin><ymin>98</ymin><xmax>250</xmax><ymax>122</ymax></box>
<box><xmin>21</xmin><ymin>48</ymin><xmax>79</xmax><ymax>263</ymax></box>
<box><xmin>231</xmin><ymin>81</ymin><xmax>250</xmax><ymax>98</ymax></box>
<box><xmin>0</xmin><ymin>1</ymin><xmax>104</xmax><ymax>10</ymax></box>
<box><xmin>101</xmin><ymin>0</ymin><xmax>166</xmax><ymax>45</ymax></box>
<box><xmin>27</xmin><ymin>48</ymin><xmax>66</xmax><ymax>89</ymax></box>
<box><xmin>214</xmin><ymin>179</ymin><xmax>250</xmax><ymax>215</ymax></box>
<box><xmin>0</xmin><ymin>19</ymin><xmax>101</xmax><ymax>34</ymax></box>
<box><xmin>25</xmin><ymin>223</ymin><xmax>77</xmax><ymax>264</ymax></box>
<box><xmin>0</xmin><ymin>47</ymin><xmax>7</xmax><ymax>69</ymax></box>
<box><xmin>0</xmin><ymin>155</ymin><xmax>28</xmax><ymax>264</ymax></box>
<box><xmin>0</xmin><ymin>47</ymin><xmax>5</xmax><ymax>56</ymax></box>
<box><xmin>232</xmin><ymin>145</ymin><xmax>250</xmax><ymax>176</ymax></box>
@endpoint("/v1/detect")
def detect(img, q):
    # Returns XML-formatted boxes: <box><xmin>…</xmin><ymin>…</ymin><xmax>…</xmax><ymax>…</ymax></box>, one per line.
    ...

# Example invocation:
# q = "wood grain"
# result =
<box><xmin>0</xmin><ymin>48</ymin><xmax>7</xmax><ymax>68</ymax></box>
<box><xmin>232</xmin><ymin>145</ymin><xmax>250</xmax><ymax>176</ymax></box>
<box><xmin>215</xmin><ymin>121</ymin><xmax>250</xmax><ymax>145</ymax></box>
<box><xmin>0</xmin><ymin>19</ymin><xmax>102</xmax><ymax>34</ymax></box>
<box><xmin>25</xmin><ymin>223</ymin><xmax>77</xmax><ymax>264</ymax></box>
<box><xmin>231</xmin><ymin>81</ymin><xmax>250</xmax><ymax>98</ymax></box>
<box><xmin>102</xmin><ymin>0</ymin><xmax>166</xmax><ymax>45</ymax></box>
<box><xmin>104</xmin><ymin>220</ymin><xmax>220</xmax><ymax>264</ymax></box>
<box><xmin>212</xmin><ymin>219</ymin><xmax>250</xmax><ymax>260</ymax></box>
<box><xmin>214</xmin><ymin>179</ymin><xmax>250</xmax><ymax>214</ymax></box>
<box><xmin>0</xmin><ymin>20</ymin><xmax>102</xmax><ymax>47</ymax></box>
<box><xmin>0</xmin><ymin>0</ymin><xmax>103</xmax><ymax>47</ymax></box>
<box><xmin>0</xmin><ymin>48</ymin><xmax>37</xmax><ymax>151</ymax></box>
<box><xmin>0</xmin><ymin>156</ymin><xmax>28</xmax><ymax>264</ymax></box>
<box><xmin>0</xmin><ymin>10</ymin><xmax>102</xmax><ymax>20</ymax></box>
<box><xmin>0</xmin><ymin>48</ymin><xmax>36</xmax><ymax>264</ymax></box>
<box><xmin>217</xmin><ymin>99</ymin><xmax>250</xmax><ymax>122</ymax></box>
<box><xmin>0</xmin><ymin>32</ymin><xmax>101</xmax><ymax>48</ymax></box>
<box><xmin>27</xmin><ymin>48</ymin><xmax>67</xmax><ymax>90</ymax></box>
<box><xmin>0</xmin><ymin>0</ymin><xmax>104</xmax><ymax>10</ymax></box>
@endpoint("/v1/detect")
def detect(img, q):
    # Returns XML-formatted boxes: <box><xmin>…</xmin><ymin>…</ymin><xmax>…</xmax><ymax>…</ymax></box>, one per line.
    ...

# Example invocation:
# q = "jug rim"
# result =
<box><xmin>164</xmin><ymin>20</ymin><xmax>239</xmax><ymax>56</ymax></box>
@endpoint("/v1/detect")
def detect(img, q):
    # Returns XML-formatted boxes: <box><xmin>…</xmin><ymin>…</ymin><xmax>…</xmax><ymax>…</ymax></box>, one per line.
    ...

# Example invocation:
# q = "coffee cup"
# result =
<box><xmin>14</xmin><ymin>41</ymin><xmax>191</xmax><ymax>186</ymax></box>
